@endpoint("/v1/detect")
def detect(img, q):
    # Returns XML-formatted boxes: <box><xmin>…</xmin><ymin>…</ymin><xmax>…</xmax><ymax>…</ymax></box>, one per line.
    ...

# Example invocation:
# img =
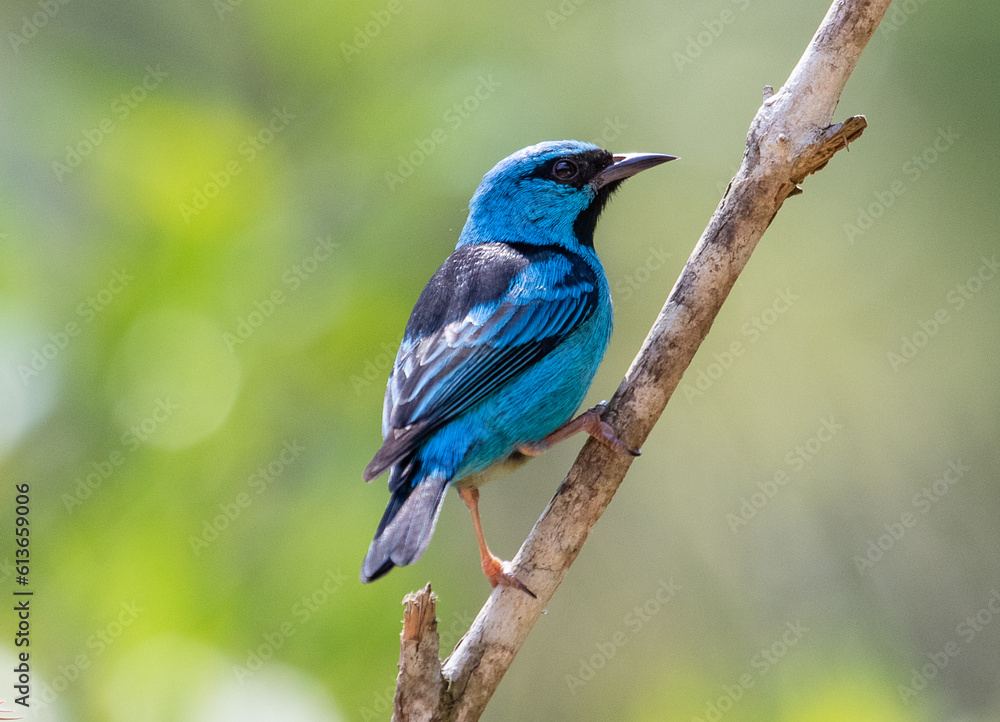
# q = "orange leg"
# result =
<box><xmin>517</xmin><ymin>402</ymin><xmax>641</xmax><ymax>457</ymax></box>
<box><xmin>457</xmin><ymin>487</ymin><xmax>536</xmax><ymax>598</ymax></box>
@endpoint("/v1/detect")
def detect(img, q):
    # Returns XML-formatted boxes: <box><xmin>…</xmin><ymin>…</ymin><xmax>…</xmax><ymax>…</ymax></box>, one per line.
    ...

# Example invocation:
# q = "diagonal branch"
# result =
<box><xmin>391</xmin><ymin>1</ymin><xmax>892</xmax><ymax>719</ymax></box>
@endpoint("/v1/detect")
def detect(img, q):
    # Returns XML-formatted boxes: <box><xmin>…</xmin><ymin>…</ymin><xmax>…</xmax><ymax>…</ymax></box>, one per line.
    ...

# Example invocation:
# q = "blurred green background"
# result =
<box><xmin>1</xmin><ymin>0</ymin><xmax>998</xmax><ymax>720</ymax></box>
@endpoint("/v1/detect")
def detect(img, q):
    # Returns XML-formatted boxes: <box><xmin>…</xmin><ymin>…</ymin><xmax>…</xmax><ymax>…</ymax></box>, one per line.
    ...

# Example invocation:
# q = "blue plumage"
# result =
<box><xmin>362</xmin><ymin>140</ymin><xmax>675</xmax><ymax>590</ymax></box>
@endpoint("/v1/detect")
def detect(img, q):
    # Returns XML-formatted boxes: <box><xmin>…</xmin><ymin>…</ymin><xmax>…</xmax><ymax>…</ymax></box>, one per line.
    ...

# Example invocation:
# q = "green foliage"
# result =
<box><xmin>1</xmin><ymin>0</ymin><xmax>998</xmax><ymax>719</ymax></box>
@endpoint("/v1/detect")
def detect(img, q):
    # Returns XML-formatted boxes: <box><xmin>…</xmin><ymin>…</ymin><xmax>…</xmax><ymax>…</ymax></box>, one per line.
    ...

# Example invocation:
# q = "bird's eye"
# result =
<box><xmin>552</xmin><ymin>159</ymin><xmax>578</xmax><ymax>181</ymax></box>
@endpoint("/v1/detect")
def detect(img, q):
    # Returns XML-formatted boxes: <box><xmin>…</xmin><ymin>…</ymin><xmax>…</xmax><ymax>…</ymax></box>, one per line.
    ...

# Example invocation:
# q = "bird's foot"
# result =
<box><xmin>482</xmin><ymin>555</ymin><xmax>536</xmax><ymax>599</ymax></box>
<box><xmin>517</xmin><ymin>402</ymin><xmax>640</xmax><ymax>458</ymax></box>
<box><xmin>587</xmin><ymin>402</ymin><xmax>641</xmax><ymax>457</ymax></box>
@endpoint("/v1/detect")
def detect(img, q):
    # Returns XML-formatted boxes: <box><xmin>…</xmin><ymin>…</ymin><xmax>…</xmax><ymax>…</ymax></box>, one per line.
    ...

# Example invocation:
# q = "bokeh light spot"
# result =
<box><xmin>107</xmin><ymin>309</ymin><xmax>241</xmax><ymax>449</ymax></box>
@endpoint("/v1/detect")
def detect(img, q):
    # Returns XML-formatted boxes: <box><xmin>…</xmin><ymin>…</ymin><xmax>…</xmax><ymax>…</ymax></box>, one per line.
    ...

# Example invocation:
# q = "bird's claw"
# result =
<box><xmin>597</xmin><ymin>421</ymin><xmax>641</xmax><ymax>456</ymax></box>
<box><xmin>588</xmin><ymin>403</ymin><xmax>641</xmax><ymax>456</ymax></box>
<box><xmin>485</xmin><ymin>558</ymin><xmax>537</xmax><ymax>599</ymax></box>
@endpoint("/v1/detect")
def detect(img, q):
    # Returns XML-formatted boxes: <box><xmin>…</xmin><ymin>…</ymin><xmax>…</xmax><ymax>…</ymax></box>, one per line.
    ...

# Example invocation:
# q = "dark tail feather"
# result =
<box><xmin>361</xmin><ymin>473</ymin><xmax>449</xmax><ymax>583</ymax></box>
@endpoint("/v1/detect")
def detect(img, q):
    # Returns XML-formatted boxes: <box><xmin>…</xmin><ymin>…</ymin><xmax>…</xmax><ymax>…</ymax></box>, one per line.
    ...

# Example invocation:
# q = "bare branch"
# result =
<box><xmin>392</xmin><ymin>1</ymin><xmax>892</xmax><ymax>719</ymax></box>
<box><xmin>394</xmin><ymin>584</ymin><xmax>445</xmax><ymax>721</ymax></box>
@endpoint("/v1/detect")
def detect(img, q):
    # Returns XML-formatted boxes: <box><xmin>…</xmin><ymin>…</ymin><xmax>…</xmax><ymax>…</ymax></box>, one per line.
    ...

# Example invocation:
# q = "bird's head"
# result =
<box><xmin>457</xmin><ymin>140</ymin><xmax>676</xmax><ymax>250</ymax></box>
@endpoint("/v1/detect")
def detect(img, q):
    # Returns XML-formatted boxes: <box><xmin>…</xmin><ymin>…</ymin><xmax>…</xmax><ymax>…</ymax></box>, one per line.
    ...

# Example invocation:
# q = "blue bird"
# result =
<box><xmin>362</xmin><ymin>140</ymin><xmax>675</xmax><ymax>595</ymax></box>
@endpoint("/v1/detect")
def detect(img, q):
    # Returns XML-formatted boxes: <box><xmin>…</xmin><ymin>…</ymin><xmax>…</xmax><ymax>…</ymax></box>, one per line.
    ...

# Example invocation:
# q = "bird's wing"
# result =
<box><xmin>363</xmin><ymin>242</ymin><xmax>600</xmax><ymax>482</ymax></box>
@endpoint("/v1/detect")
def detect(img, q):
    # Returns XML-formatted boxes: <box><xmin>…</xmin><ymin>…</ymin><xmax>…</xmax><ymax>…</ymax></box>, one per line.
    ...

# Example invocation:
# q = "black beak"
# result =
<box><xmin>591</xmin><ymin>153</ymin><xmax>678</xmax><ymax>190</ymax></box>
